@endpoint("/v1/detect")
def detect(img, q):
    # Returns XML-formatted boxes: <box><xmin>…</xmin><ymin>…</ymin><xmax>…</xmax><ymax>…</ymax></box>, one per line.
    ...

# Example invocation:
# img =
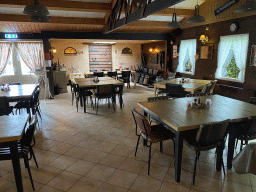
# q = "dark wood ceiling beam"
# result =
<box><xmin>0</xmin><ymin>14</ymin><xmax>105</xmax><ymax>25</ymax></box>
<box><xmin>153</xmin><ymin>8</ymin><xmax>195</xmax><ymax>17</ymax></box>
<box><xmin>103</xmin><ymin>0</ymin><xmax>185</xmax><ymax>34</ymax></box>
<box><xmin>0</xmin><ymin>0</ymin><xmax>111</xmax><ymax>13</ymax></box>
<box><xmin>128</xmin><ymin>20</ymin><xmax>171</xmax><ymax>28</ymax></box>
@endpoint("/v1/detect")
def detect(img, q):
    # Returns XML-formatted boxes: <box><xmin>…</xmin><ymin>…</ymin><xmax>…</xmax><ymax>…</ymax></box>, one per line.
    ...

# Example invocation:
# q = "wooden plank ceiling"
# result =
<box><xmin>0</xmin><ymin>0</ymin><xmax>203</xmax><ymax>34</ymax></box>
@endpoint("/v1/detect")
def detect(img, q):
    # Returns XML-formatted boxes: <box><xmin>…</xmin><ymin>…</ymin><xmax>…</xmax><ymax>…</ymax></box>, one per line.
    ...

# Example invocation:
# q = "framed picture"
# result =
<box><xmin>250</xmin><ymin>44</ymin><xmax>256</xmax><ymax>66</ymax></box>
<box><xmin>173</xmin><ymin>45</ymin><xmax>178</xmax><ymax>58</ymax></box>
<box><xmin>200</xmin><ymin>45</ymin><xmax>213</xmax><ymax>59</ymax></box>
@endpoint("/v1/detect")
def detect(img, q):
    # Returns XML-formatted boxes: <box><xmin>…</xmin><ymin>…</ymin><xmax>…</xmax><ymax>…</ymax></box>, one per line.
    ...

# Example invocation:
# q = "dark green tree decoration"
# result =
<box><xmin>225</xmin><ymin>55</ymin><xmax>240</xmax><ymax>78</ymax></box>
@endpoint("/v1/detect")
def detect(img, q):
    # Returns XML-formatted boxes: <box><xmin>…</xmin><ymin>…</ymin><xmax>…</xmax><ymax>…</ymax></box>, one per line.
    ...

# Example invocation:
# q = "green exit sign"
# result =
<box><xmin>5</xmin><ymin>34</ymin><xmax>18</xmax><ymax>39</ymax></box>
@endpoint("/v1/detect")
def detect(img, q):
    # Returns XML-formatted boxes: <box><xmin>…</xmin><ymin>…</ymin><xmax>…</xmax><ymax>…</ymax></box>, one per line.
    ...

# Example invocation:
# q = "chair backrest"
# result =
<box><xmin>107</xmin><ymin>71</ymin><xmax>117</xmax><ymax>78</ymax></box>
<box><xmin>209</xmin><ymin>80</ymin><xmax>217</xmax><ymax>94</ymax></box>
<box><xmin>168</xmin><ymin>72</ymin><xmax>176</xmax><ymax>79</ymax></box>
<box><xmin>243</xmin><ymin>116</ymin><xmax>256</xmax><ymax>136</ymax></box>
<box><xmin>97</xmin><ymin>84</ymin><xmax>113</xmax><ymax>95</ymax></box>
<box><xmin>93</xmin><ymin>72</ymin><xmax>104</xmax><ymax>77</ymax></box>
<box><xmin>122</xmin><ymin>70</ymin><xmax>131</xmax><ymax>78</ymax></box>
<box><xmin>0</xmin><ymin>96</ymin><xmax>11</xmax><ymax>116</ymax></box>
<box><xmin>148</xmin><ymin>69</ymin><xmax>153</xmax><ymax>75</ymax></box>
<box><xmin>20</xmin><ymin>115</ymin><xmax>38</xmax><ymax>147</ymax></box>
<box><xmin>186</xmin><ymin>93</ymin><xmax>207</xmax><ymax>97</ymax></box>
<box><xmin>131</xmin><ymin>108</ymin><xmax>150</xmax><ymax>137</ymax></box>
<box><xmin>147</xmin><ymin>96</ymin><xmax>169</xmax><ymax>102</ymax></box>
<box><xmin>8</xmin><ymin>83</ymin><xmax>21</xmax><ymax>85</ymax></box>
<box><xmin>202</xmin><ymin>82</ymin><xmax>212</xmax><ymax>95</ymax></box>
<box><xmin>196</xmin><ymin>120</ymin><xmax>230</xmax><ymax>143</ymax></box>
<box><xmin>249</xmin><ymin>97</ymin><xmax>256</xmax><ymax>105</ymax></box>
<box><xmin>165</xmin><ymin>83</ymin><xmax>184</xmax><ymax>95</ymax></box>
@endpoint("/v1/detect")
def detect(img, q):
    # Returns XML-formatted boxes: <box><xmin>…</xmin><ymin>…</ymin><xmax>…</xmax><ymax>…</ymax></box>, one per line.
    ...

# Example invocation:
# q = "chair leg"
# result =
<box><xmin>148</xmin><ymin>143</ymin><xmax>152</xmax><ymax>175</ymax></box>
<box><xmin>72</xmin><ymin>93</ymin><xmax>74</xmax><ymax>105</ymax></box>
<box><xmin>96</xmin><ymin>98</ymin><xmax>99</xmax><ymax>115</ymax></box>
<box><xmin>135</xmin><ymin>135</ymin><xmax>141</xmax><ymax>156</ymax></box>
<box><xmin>76</xmin><ymin>97</ymin><xmax>79</xmax><ymax>112</ymax></box>
<box><xmin>192</xmin><ymin>150</ymin><xmax>200</xmax><ymax>185</ymax></box>
<box><xmin>24</xmin><ymin>156</ymin><xmax>35</xmax><ymax>191</ymax></box>
<box><xmin>221</xmin><ymin>158</ymin><xmax>225</xmax><ymax>176</ymax></box>
<box><xmin>240</xmin><ymin>140</ymin><xmax>243</xmax><ymax>152</ymax></box>
<box><xmin>160</xmin><ymin>141</ymin><xmax>163</xmax><ymax>153</ymax></box>
<box><xmin>29</xmin><ymin>147</ymin><xmax>39</xmax><ymax>168</ymax></box>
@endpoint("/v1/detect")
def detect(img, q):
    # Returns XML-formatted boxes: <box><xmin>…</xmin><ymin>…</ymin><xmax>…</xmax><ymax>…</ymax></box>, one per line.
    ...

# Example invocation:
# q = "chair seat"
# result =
<box><xmin>84</xmin><ymin>91</ymin><xmax>93</xmax><ymax>96</ymax></box>
<box><xmin>141</xmin><ymin>124</ymin><xmax>175</xmax><ymax>143</ymax></box>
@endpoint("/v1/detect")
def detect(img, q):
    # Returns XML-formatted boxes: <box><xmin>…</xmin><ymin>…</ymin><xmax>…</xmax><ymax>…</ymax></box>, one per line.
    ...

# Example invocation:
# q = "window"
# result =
<box><xmin>177</xmin><ymin>39</ymin><xmax>197</xmax><ymax>75</ymax></box>
<box><xmin>0</xmin><ymin>41</ymin><xmax>44</xmax><ymax>77</ymax></box>
<box><xmin>215</xmin><ymin>34</ymin><xmax>249</xmax><ymax>83</ymax></box>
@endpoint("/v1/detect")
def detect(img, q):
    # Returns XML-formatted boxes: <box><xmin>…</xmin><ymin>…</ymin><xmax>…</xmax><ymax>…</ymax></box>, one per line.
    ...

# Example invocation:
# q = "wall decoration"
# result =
<box><xmin>250</xmin><ymin>44</ymin><xmax>256</xmax><ymax>66</ymax></box>
<box><xmin>64</xmin><ymin>47</ymin><xmax>77</xmax><ymax>55</ymax></box>
<box><xmin>200</xmin><ymin>45</ymin><xmax>213</xmax><ymax>59</ymax></box>
<box><xmin>122</xmin><ymin>47</ymin><xmax>132</xmax><ymax>54</ymax></box>
<box><xmin>173</xmin><ymin>45</ymin><xmax>178</xmax><ymax>58</ymax></box>
<box><xmin>149</xmin><ymin>54</ymin><xmax>157</xmax><ymax>64</ymax></box>
<box><xmin>214</xmin><ymin>0</ymin><xmax>238</xmax><ymax>16</ymax></box>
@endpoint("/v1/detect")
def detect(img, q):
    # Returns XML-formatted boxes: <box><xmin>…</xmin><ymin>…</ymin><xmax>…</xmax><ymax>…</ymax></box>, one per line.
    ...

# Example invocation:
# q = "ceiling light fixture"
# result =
<box><xmin>23</xmin><ymin>0</ymin><xmax>50</xmax><ymax>22</ymax></box>
<box><xmin>235</xmin><ymin>0</ymin><xmax>256</xmax><ymax>13</ymax></box>
<box><xmin>186</xmin><ymin>1</ymin><xmax>206</xmax><ymax>24</ymax></box>
<box><xmin>167</xmin><ymin>7</ymin><xmax>182</xmax><ymax>28</ymax></box>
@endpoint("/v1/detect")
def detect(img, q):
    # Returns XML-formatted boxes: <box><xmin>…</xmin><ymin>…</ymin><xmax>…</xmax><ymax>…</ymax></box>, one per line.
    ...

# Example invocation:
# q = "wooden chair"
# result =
<box><xmin>120</xmin><ymin>71</ymin><xmax>131</xmax><ymax>88</ymax></box>
<box><xmin>182</xmin><ymin>120</ymin><xmax>230</xmax><ymax>185</ymax></box>
<box><xmin>0</xmin><ymin>96</ymin><xmax>13</xmax><ymax>116</ymax></box>
<box><xmin>165</xmin><ymin>83</ymin><xmax>187</xmax><ymax>98</ymax></box>
<box><xmin>0</xmin><ymin>115</ymin><xmax>38</xmax><ymax>190</ymax></box>
<box><xmin>93</xmin><ymin>72</ymin><xmax>104</xmax><ymax>77</ymax></box>
<box><xmin>107</xmin><ymin>71</ymin><xmax>117</xmax><ymax>79</ymax></box>
<box><xmin>131</xmin><ymin>108</ymin><xmax>175</xmax><ymax>175</ymax></box>
<box><xmin>209</xmin><ymin>80</ymin><xmax>217</xmax><ymax>95</ymax></box>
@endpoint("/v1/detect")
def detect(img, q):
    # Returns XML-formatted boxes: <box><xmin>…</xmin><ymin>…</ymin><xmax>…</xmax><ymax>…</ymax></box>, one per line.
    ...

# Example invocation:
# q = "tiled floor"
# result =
<box><xmin>1</xmin><ymin>84</ymin><xmax>255</xmax><ymax>192</ymax></box>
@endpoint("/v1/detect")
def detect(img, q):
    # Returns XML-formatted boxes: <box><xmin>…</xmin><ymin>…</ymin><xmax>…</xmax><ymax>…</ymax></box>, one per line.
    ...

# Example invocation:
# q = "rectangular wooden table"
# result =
<box><xmin>0</xmin><ymin>84</ymin><xmax>38</xmax><ymax>114</ymax></box>
<box><xmin>138</xmin><ymin>95</ymin><xmax>256</xmax><ymax>182</ymax></box>
<box><xmin>154</xmin><ymin>78</ymin><xmax>211</xmax><ymax>96</ymax></box>
<box><xmin>85</xmin><ymin>70</ymin><xmax>137</xmax><ymax>88</ymax></box>
<box><xmin>0</xmin><ymin>113</ymin><xmax>30</xmax><ymax>192</ymax></box>
<box><xmin>74</xmin><ymin>77</ymin><xmax>124</xmax><ymax>113</ymax></box>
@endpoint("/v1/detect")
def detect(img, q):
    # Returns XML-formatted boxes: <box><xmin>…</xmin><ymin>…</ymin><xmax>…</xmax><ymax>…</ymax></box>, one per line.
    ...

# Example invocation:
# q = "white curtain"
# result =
<box><xmin>177</xmin><ymin>39</ymin><xmax>197</xmax><ymax>75</ymax></box>
<box><xmin>216</xmin><ymin>34</ymin><xmax>249</xmax><ymax>82</ymax></box>
<box><xmin>14</xmin><ymin>42</ymin><xmax>44</xmax><ymax>71</ymax></box>
<box><xmin>0</xmin><ymin>42</ymin><xmax>12</xmax><ymax>75</ymax></box>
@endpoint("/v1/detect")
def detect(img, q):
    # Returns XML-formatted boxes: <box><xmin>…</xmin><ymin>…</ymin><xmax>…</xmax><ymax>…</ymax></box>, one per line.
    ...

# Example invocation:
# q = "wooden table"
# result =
<box><xmin>0</xmin><ymin>113</ymin><xmax>30</xmax><ymax>192</ymax></box>
<box><xmin>153</xmin><ymin>78</ymin><xmax>211</xmax><ymax>96</ymax></box>
<box><xmin>138</xmin><ymin>95</ymin><xmax>256</xmax><ymax>182</ymax></box>
<box><xmin>85</xmin><ymin>71</ymin><xmax>137</xmax><ymax>88</ymax></box>
<box><xmin>74</xmin><ymin>77</ymin><xmax>124</xmax><ymax>113</ymax></box>
<box><xmin>0</xmin><ymin>84</ymin><xmax>38</xmax><ymax>114</ymax></box>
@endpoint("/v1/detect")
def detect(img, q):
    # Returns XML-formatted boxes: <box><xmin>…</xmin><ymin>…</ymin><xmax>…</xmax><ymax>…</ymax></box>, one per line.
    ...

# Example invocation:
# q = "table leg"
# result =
<box><xmin>227</xmin><ymin>122</ymin><xmax>239</xmax><ymax>169</ymax></box>
<box><xmin>119</xmin><ymin>86</ymin><xmax>124</xmax><ymax>109</ymax></box>
<box><xmin>83</xmin><ymin>89</ymin><xmax>86</xmax><ymax>113</ymax></box>
<box><xmin>175</xmin><ymin>131</ymin><xmax>183</xmax><ymax>182</ymax></box>
<box><xmin>154</xmin><ymin>85</ymin><xmax>157</xmax><ymax>96</ymax></box>
<box><xmin>80</xmin><ymin>89</ymin><xmax>83</xmax><ymax>107</ymax></box>
<box><xmin>10</xmin><ymin>141</ymin><xmax>23</xmax><ymax>192</ymax></box>
<box><xmin>134</xmin><ymin>73</ymin><xmax>137</xmax><ymax>89</ymax></box>
<box><xmin>216</xmin><ymin>144</ymin><xmax>223</xmax><ymax>172</ymax></box>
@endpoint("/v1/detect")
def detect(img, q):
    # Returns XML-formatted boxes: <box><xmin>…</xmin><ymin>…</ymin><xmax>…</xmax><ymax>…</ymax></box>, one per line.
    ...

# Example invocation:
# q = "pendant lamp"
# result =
<box><xmin>187</xmin><ymin>4</ymin><xmax>206</xmax><ymax>24</ymax></box>
<box><xmin>235</xmin><ymin>0</ymin><xmax>256</xmax><ymax>13</ymax></box>
<box><xmin>168</xmin><ymin>12</ymin><xmax>182</xmax><ymax>28</ymax></box>
<box><xmin>23</xmin><ymin>0</ymin><xmax>49</xmax><ymax>16</ymax></box>
<box><xmin>30</xmin><ymin>15</ymin><xmax>51</xmax><ymax>22</ymax></box>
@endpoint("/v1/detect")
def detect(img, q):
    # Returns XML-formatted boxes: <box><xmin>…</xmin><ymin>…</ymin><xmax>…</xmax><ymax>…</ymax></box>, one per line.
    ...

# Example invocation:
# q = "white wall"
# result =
<box><xmin>50</xmin><ymin>40</ymin><xmax>142</xmax><ymax>75</ymax></box>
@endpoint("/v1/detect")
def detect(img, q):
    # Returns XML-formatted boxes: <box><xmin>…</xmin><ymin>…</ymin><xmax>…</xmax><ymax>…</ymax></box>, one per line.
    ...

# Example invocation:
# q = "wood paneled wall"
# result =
<box><xmin>89</xmin><ymin>45</ymin><xmax>112</xmax><ymax>71</ymax></box>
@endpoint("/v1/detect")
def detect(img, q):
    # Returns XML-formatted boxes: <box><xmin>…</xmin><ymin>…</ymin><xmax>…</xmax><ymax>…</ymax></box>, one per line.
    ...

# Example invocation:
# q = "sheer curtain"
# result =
<box><xmin>14</xmin><ymin>42</ymin><xmax>44</xmax><ymax>71</ymax></box>
<box><xmin>216</xmin><ymin>34</ymin><xmax>249</xmax><ymax>82</ymax></box>
<box><xmin>177</xmin><ymin>39</ymin><xmax>196</xmax><ymax>75</ymax></box>
<box><xmin>0</xmin><ymin>42</ymin><xmax>12</xmax><ymax>75</ymax></box>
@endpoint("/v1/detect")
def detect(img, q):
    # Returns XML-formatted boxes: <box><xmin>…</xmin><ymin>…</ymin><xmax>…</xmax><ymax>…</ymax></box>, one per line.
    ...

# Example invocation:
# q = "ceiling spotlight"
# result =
<box><xmin>235</xmin><ymin>0</ymin><xmax>256</xmax><ymax>13</ymax></box>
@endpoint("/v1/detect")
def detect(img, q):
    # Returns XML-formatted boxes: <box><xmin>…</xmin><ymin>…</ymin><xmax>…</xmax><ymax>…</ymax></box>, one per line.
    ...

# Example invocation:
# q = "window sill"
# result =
<box><xmin>217</xmin><ymin>77</ymin><xmax>244</xmax><ymax>83</ymax></box>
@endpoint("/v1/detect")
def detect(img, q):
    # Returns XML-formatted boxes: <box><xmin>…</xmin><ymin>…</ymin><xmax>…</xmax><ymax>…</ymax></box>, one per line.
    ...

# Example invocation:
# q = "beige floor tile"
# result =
<box><xmin>140</xmin><ymin>163</ymin><xmax>169</xmax><ymax>180</ymax></box>
<box><xmin>86</xmin><ymin>164</ymin><xmax>116</xmax><ymax>182</ymax></box>
<box><xmin>191</xmin><ymin>174</ymin><xmax>223</xmax><ymax>192</ymax></box>
<box><xmin>66</xmin><ymin>160</ymin><xmax>95</xmax><ymax>176</ymax></box>
<box><xmin>47</xmin><ymin>171</ymin><xmax>82</xmax><ymax>191</ymax></box>
<box><xmin>129</xmin><ymin>148</ymin><xmax>151</xmax><ymax>162</ymax></box>
<box><xmin>67</xmin><ymin>177</ymin><xmax>103</xmax><ymax>192</ymax></box>
<box><xmin>222</xmin><ymin>180</ymin><xmax>252</xmax><ymax>192</ymax></box>
<box><xmin>118</xmin><ymin>158</ymin><xmax>146</xmax><ymax>174</ymax></box>
<box><xmin>150</xmin><ymin>151</ymin><xmax>174</xmax><ymax>167</ymax></box>
<box><xmin>36</xmin><ymin>151</ymin><xmax>61</xmax><ymax>165</ymax></box>
<box><xmin>106</xmin><ymin>169</ymin><xmax>138</xmax><ymax>189</ymax></box>
<box><xmin>30</xmin><ymin>164</ymin><xmax>63</xmax><ymax>184</ymax></box>
<box><xmin>81</xmin><ymin>150</ymin><xmax>108</xmax><ymax>163</ymax></box>
<box><xmin>121</xmin><ymin>138</ymin><xmax>139</xmax><ymax>147</ymax></box>
<box><xmin>225</xmin><ymin>168</ymin><xmax>251</xmax><ymax>185</ymax></box>
<box><xmin>104</xmin><ymin>134</ymin><xmax>126</xmax><ymax>144</ymax></box>
<box><xmin>159</xmin><ymin>181</ymin><xmax>190</xmax><ymax>192</ymax></box>
<box><xmin>130</xmin><ymin>175</ymin><xmax>162</xmax><ymax>192</ymax></box>
<box><xmin>63</xmin><ymin>136</ymin><xmax>86</xmax><ymax>145</ymax></box>
<box><xmin>110</xmin><ymin>144</ymin><xmax>134</xmax><ymax>157</ymax></box>
<box><xmin>77</xmin><ymin>139</ymin><xmax>101</xmax><ymax>149</ymax></box>
<box><xmin>250</xmin><ymin>174</ymin><xmax>256</xmax><ymax>187</ymax></box>
<box><xmin>0</xmin><ymin>178</ymin><xmax>16</xmax><ymax>192</ymax></box>
<box><xmin>99</xmin><ymin>153</ymin><xmax>126</xmax><ymax>168</ymax></box>
<box><xmin>38</xmin><ymin>185</ymin><xmax>63</xmax><ymax>192</ymax></box>
<box><xmin>94</xmin><ymin>141</ymin><xmax>117</xmax><ymax>153</ymax></box>
<box><xmin>64</xmin><ymin>146</ymin><xmax>91</xmax><ymax>159</ymax></box>
<box><xmin>49</xmin><ymin>142</ymin><xmax>75</xmax><ymax>154</ymax></box>
<box><xmin>48</xmin><ymin>155</ymin><xmax>77</xmax><ymax>170</ymax></box>
<box><xmin>98</xmin><ymin>183</ymin><xmax>128</xmax><ymax>192</ymax></box>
